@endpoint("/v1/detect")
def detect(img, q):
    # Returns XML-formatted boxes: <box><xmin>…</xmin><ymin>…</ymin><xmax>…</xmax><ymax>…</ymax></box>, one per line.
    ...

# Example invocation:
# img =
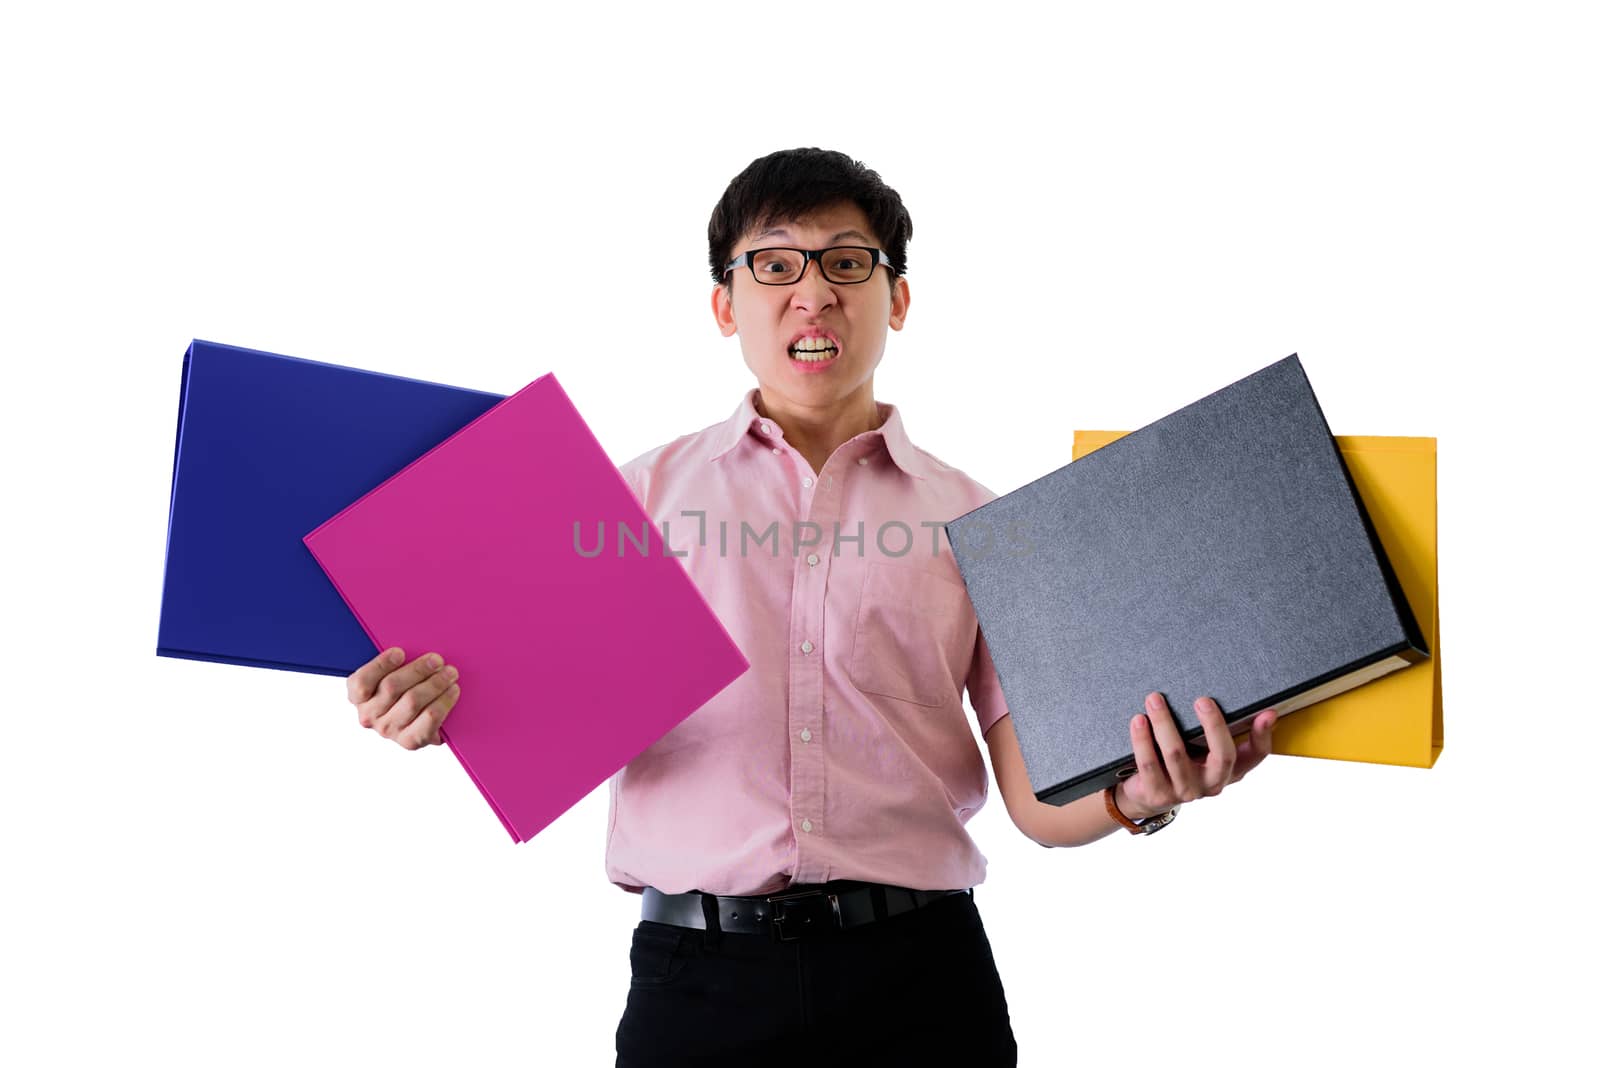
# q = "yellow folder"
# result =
<box><xmin>1071</xmin><ymin>431</ymin><xmax>1442</xmax><ymax>768</ymax></box>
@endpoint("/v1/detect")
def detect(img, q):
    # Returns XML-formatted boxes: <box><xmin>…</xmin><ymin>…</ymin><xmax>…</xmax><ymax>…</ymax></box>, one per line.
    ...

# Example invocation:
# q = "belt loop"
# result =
<box><xmin>869</xmin><ymin>884</ymin><xmax>889</xmax><ymax>922</ymax></box>
<box><xmin>699</xmin><ymin>891</ymin><xmax>722</xmax><ymax>947</ymax></box>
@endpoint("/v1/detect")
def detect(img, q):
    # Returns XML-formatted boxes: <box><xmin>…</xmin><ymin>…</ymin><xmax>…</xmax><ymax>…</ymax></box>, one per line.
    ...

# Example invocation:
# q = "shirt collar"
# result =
<box><xmin>708</xmin><ymin>387</ymin><xmax>930</xmax><ymax>480</ymax></box>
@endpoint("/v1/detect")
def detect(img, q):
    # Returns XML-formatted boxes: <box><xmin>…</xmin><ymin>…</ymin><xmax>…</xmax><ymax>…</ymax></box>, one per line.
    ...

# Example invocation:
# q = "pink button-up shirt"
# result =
<box><xmin>606</xmin><ymin>388</ymin><xmax>1013</xmax><ymax>897</ymax></box>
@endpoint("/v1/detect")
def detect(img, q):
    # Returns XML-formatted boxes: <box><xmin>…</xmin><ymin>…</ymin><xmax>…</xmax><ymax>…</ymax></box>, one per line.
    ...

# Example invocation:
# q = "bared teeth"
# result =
<box><xmin>789</xmin><ymin>336</ymin><xmax>838</xmax><ymax>359</ymax></box>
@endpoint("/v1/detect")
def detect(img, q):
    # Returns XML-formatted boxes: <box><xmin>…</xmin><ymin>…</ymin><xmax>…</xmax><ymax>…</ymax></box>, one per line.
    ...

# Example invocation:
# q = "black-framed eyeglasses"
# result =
<box><xmin>723</xmin><ymin>246</ymin><xmax>897</xmax><ymax>286</ymax></box>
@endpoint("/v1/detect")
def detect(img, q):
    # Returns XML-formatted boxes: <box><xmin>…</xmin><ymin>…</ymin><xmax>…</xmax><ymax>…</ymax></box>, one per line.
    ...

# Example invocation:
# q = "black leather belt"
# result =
<box><xmin>640</xmin><ymin>882</ymin><xmax>972</xmax><ymax>943</ymax></box>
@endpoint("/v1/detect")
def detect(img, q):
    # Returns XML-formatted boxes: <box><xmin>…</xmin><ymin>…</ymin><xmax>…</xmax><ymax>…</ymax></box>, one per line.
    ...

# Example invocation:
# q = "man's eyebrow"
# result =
<box><xmin>752</xmin><ymin>226</ymin><xmax>875</xmax><ymax>244</ymax></box>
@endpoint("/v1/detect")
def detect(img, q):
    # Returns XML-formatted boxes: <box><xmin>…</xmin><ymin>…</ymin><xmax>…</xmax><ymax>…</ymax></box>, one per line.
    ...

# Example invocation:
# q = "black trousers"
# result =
<box><xmin>615</xmin><ymin>887</ymin><xmax>1017</xmax><ymax>1066</ymax></box>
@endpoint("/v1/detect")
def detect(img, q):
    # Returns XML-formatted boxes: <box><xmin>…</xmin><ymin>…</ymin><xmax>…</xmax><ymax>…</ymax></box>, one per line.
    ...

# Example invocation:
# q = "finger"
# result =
<box><xmin>1193</xmin><ymin>697</ymin><xmax>1236</xmax><ymax>797</ymax></box>
<box><xmin>407</xmin><ymin>683</ymin><xmax>462</xmax><ymax>749</ymax></box>
<box><xmin>1144</xmin><ymin>692</ymin><xmax>1197</xmax><ymax>801</ymax></box>
<box><xmin>347</xmin><ymin>647</ymin><xmax>405</xmax><ymax>706</ymax></box>
<box><xmin>1231</xmin><ymin>708</ymin><xmax>1278</xmax><ymax>782</ymax></box>
<box><xmin>1127</xmin><ymin>712</ymin><xmax>1175</xmax><ymax>814</ymax></box>
<box><xmin>366</xmin><ymin>650</ymin><xmax>447</xmax><ymax>718</ymax></box>
<box><xmin>376</xmin><ymin>660</ymin><xmax>458</xmax><ymax>740</ymax></box>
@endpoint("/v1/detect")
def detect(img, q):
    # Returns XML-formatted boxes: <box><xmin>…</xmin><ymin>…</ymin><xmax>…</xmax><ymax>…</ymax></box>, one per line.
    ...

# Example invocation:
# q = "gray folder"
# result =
<box><xmin>947</xmin><ymin>354</ymin><xmax>1429</xmax><ymax>806</ymax></box>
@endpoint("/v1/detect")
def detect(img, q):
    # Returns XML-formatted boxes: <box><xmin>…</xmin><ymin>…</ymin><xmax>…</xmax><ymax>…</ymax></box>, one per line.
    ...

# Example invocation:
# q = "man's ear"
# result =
<box><xmin>711</xmin><ymin>283</ymin><xmax>738</xmax><ymax>337</ymax></box>
<box><xmin>888</xmin><ymin>276</ymin><xmax>911</xmax><ymax>332</ymax></box>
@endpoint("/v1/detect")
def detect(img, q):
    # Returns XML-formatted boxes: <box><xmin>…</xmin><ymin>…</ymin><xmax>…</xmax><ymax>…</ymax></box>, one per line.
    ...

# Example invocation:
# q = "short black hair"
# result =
<box><xmin>708</xmin><ymin>147</ymin><xmax>912</xmax><ymax>289</ymax></box>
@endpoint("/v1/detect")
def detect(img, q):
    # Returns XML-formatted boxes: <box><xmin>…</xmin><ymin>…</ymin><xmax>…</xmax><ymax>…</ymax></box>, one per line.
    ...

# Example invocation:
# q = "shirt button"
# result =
<box><xmin>800</xmin><ymin>728</ymin><xmax>812</xmax><ymax>742</ymax></box>
<box><xmin>759</xmin><ymin>422</ymin><xmax>771</xmax><ymax>434</ymax></box>
<box><xmin>800</xmin><ymin>640</ymin><xmax>814</xmax><ymax>654</ymax></box>
<box><xmin>802</xmin><ymin>477</ymin><xmax>813</xmax><ymax>488</ymax></box>
<box><xmin>772</xmin><ymin>447</ymin><xmax>781</xmax><ymax>454</ymax></box>
<box><xmin>806</xmin><ymin>553</ymin><xmax>819</xmax><ymax>566</ymax></box>
<box><xmin>801</xmin><ymin>819</ymin><xmax>813</xmax><ymax>833</ymax></box>
<box><xmin>857</xmin><ymin>457</ymin><xmax>868</xmax><ymax>466</ymax></box>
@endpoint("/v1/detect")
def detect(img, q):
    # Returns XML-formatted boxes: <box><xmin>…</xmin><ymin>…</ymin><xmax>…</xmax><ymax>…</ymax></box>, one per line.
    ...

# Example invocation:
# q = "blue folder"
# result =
<box><xmin>157</xmin><ymin>339</ymin><xmax>506</xmax><ymax>676</ymax></box>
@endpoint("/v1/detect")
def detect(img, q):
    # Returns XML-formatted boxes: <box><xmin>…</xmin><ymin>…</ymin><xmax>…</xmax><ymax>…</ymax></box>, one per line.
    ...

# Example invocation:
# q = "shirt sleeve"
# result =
<box><xmin>966</xmin><ymin>625</ymin><xmax>1012</xmax><ymax>739</ymax></box>
<box><xmin>618</xmin><ymin>457</ymin><xmax>649</xmax><ymax>510</ymax></box>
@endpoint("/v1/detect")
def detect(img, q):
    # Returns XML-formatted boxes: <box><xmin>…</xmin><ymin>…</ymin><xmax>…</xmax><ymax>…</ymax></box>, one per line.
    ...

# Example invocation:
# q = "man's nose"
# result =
<box><xmin>788</xmin><ymin>259</ymin><xmax>838</xmax><ymax>312</ymax></box>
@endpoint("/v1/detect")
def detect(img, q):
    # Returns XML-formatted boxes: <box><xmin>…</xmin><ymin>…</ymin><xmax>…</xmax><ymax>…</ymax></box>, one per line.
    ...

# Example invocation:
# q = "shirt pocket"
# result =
<box><xmin>848</xmin><ymin>561</ymin><xmax>976</xmax><ymax>708</ymax></box>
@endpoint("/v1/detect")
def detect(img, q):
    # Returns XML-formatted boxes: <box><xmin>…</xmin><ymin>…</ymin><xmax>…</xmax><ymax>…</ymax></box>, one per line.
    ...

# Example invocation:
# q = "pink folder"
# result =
<box><xmin>303</xmin><ymin>373</ymin><xmax>748</xmax><ymax>842</ymax></box>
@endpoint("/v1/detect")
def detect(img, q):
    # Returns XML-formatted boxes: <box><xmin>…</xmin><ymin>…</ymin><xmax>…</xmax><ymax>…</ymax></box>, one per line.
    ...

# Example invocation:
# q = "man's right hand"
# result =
<box><xmin>346</xmin><ymin>647</ymin><xmax>461</xmax><ymax>750</ymax></box>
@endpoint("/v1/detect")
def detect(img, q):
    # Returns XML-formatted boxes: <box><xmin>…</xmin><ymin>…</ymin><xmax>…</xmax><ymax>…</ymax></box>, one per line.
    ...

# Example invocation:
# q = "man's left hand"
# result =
<box><xmin>1114</xmin><ymin>693</ymin><xmax>1277</xmax><ymax>822</ymax></box>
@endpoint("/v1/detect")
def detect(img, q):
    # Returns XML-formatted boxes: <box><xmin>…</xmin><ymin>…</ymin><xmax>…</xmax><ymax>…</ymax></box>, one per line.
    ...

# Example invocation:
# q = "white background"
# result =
<box><xmin>3</xmin><ymin>2</ymin><xmax>1595</xmax><ymax>1065</ymax></box>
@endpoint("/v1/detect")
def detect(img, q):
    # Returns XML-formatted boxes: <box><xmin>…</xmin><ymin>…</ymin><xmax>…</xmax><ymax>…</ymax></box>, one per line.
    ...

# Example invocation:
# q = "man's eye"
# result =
<box><xmin>832</xmin><ymin>257</ymin><xmax>862</xmax><ymax>270</ymax></box>
<box><xmin>757</xmin><ymin>260</ymin><xmax>791</xmax><ymax>274</ymax></box>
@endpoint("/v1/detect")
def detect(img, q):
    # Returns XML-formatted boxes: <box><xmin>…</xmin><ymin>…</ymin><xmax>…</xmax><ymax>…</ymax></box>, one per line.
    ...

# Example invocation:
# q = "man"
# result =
<box><xmin>344</xmin><ymin>148</ymin><xmax>1278</xmax><ymax>1066</ymax></box>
